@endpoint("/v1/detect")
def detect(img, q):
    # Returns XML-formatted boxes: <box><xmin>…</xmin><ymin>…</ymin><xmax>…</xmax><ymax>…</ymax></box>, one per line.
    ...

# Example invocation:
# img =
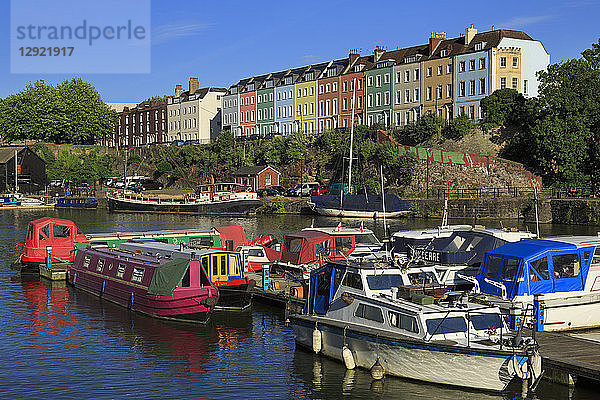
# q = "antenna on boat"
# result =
<box><xmin>533</xmin><ymin>182</ymin><xmax>541</xmax><ymax>238</ymax></box>
<box><xmin>441</xmin><ymin>181</ymin><xmax>450</xmax><ymax>229</ymax></box>
<box><xmin>380</xmin><ymin>165</ymin><xmax>389</xmax><ymax>261</ymax></box>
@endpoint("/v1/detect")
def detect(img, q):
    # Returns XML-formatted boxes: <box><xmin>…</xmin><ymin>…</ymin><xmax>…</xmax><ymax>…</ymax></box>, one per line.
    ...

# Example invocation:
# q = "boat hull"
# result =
<box><xmin>291</xmin><ymin>316</ymin><xmax>521</xmax><ymax>392</ymax></box>
<box><xmin>68</xmin><ymin>269</ymin><xmax>217</xmax><ymax>323</ymax></box>
<box><xmin>310</xmin><ymin>206</ymin><xmax>409</xmax><ymax>218</ymax></box>
<box><xmin>215</xmin><ymin>282</ymin><xmax>253</xmax><ymax>311</ymax></box>
<box><xmin>107</xmin><ymin>196</ymin><xmax>262</xmax><ymax>215</ymax></box>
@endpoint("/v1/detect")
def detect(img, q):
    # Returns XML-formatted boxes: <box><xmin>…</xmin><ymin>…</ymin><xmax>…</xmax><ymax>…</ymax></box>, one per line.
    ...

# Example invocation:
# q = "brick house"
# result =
<box><xmin>233</xmin><ymin>166</ymin><xmax>280</xmax><ymax>191</ymax></box>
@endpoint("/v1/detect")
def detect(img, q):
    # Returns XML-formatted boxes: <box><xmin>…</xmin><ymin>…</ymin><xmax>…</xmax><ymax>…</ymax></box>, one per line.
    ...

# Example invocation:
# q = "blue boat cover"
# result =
<box><xmin>304</xmin><ymin>263</ymin><xmax>346</xmax><ymax>315</ymax></box>
<box><xmin>477</xmin><ymin>238</ymin><xmax>593</xmax><ymax>298</ymax></box>
<box><xmin>310</xmin><ymin>194</ymin><xmax>410</xmax><ymax>213</ymax></box>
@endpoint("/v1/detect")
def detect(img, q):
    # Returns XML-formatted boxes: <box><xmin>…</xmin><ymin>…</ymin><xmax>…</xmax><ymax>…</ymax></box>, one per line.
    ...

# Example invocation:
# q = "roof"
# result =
<box><xmin>173</xmin><ymin>86</ymin><xmax>227</xmax><ymax>103</ymax></box>
<box><xmin>488</xmin><ymin>239</ymin><xmax>578</xmax><ymax>260</ymax></box>
<box><xmin>233</xmin><ymin>165</ymin><xmax>280</xmax><ymax>176</ymax></box>
<box><xmin>0</xmin><ymin>147</ymin><xmax>25</xmax><ymax>164</ymax></box>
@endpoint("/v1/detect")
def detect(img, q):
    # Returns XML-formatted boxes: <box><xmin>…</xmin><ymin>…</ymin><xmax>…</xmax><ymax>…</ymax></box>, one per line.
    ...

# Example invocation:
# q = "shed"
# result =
<box><xmin>232</xmin><ymin>165</ymin><xmax>280</xmax><ymax>191</ymax></box>
<box><xmin>0</xmin><ymin>147</ymin><xmax>47</xmax><ymax>193</ymax></box>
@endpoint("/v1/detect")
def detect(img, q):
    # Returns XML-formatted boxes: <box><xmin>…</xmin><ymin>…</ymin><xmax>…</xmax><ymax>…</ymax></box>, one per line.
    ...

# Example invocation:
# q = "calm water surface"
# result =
<box><xmin>1</xmin><ymin>209</ymin><xmax>599</xmax><ymax>399</ymax></box>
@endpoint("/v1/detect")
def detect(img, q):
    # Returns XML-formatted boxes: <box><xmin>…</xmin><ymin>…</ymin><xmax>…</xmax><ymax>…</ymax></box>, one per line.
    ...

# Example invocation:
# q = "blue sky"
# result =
<box><xmin>1</xmin><ymin>0</ymin><xmax>599</xmax><ymax>102</ymax></box>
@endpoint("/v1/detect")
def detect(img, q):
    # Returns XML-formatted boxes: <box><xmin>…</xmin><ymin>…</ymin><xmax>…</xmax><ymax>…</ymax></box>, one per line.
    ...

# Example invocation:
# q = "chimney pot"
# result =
<box><xmin>175</xmin><ymin>85</ymin><xmax>183</xmax><ymax>97</ymax></box>
<box><xmin>189</xmin><ymin>77</ymin><xmax>199</xmax><ymax>94</ymax></box>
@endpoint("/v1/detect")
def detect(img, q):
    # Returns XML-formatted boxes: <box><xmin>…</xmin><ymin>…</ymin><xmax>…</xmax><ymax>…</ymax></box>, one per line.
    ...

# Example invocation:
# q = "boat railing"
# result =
<box><xmin>483</xmin><ymin>278</ymin><xmax>507</xmax><ymax>299</ymax></box>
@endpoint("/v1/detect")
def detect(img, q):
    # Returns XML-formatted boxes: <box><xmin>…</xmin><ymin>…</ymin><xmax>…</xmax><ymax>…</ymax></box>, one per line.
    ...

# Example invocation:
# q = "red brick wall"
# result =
<box><xmin>257</xmin><ymin>168</ymin><xmax>279</xmax><ymax>189</ymax></box>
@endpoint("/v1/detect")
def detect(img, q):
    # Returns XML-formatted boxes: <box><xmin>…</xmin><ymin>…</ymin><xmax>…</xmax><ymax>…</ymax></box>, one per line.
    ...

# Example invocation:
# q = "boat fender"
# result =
<box><xmin>342</xmin><ymin>345</ymin><xmax>355</xmax><ymax>370</ymax></box>
<box><xmin>73</xmin><ymin>272</ymin><xmax>77</xmax><ymax>285</ymax></box>
<box><xmin>129</xmin><ymin>292</ymin><xmax>134</xmax><ymax>309</ymax></box>
<box><xmin>312</xmin><ymin>326</ymin><xmax>322</xmax><ymax>354</ymax></box>
<box><xmin>201</xmin><ymin>296</ymin><xmax>217</xmax><ymax>307</ymax></box>
<box><xmin>508</xmin><ymin>355</ymin><xmax>529</xmax><ymax>379</ymax></box>
<box><xmin>370</xmin><ymin>357</ymin><xmax>385</xmax><ymax>380</ymax></box>
<box><xmin>101</xmin><ymin>280</ymin><xmax>106</xmax><ymax>296</ymax></box>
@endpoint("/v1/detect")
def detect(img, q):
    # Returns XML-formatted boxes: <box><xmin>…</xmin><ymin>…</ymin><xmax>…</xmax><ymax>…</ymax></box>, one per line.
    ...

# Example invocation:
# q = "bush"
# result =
<box><xmin>156</xmin><ymin>160</ymin><xmax>173</xmax><ymax>173</ymax></box>
<box><xmin>442</xmin><ymin>114</ymin><xmax>473</xmax><ymax>140</ymax></box>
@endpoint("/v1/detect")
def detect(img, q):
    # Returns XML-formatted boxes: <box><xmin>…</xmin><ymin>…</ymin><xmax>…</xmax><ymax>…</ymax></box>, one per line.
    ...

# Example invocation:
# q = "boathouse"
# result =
<box><xmin>0</xmin><ymin>147</ymin><xmax>47</xmax><ymax>193</ymax></box>
<box><xmin>233</xmin><ymin>165</ymin><xmax>280</xmax><ymax>191</ymax></box>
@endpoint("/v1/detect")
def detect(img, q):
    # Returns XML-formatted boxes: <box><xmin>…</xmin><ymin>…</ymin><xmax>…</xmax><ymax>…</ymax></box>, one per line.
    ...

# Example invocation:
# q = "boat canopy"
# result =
<box><xmin>20</xmin><ymin>217</ymin><xmax>87</xmax><ymax>263</ymax></box>
<box><xmin>304</xmin><ymin>262</ymin><xmax>347</xmax><ymax>315</ymax></box>
<box><xmin>477</xmin><ymin>239</ymin><xmax>593</xmax><ymax>298</ymax></box>
<box><xmin>148</xmin><ymin>258</ymin><xmax>191</xmax><ymax>296</ymax></box>
<box><xmin>411</xmin><ymin>231</ymin><xmax>509</xmax><ymax>266</ymax></box>
<box><xmin>310</xmin><ymin>194</ymin><xmax>410</xmax><ymax>213</ymax></box>
<box><xmin>214</xmin><ymin>226</ymin><xmax>247</xmax><ymax>249</ymax></box>
<box><xmin>280</xmin><ymin>231</ymin><xmax>330</xmax><ymax>265</ymax></box>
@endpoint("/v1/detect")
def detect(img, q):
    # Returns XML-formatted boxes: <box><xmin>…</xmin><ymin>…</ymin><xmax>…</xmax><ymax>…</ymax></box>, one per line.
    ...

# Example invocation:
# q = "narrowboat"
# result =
<box><xmin>69</xmin><ymin>247</ymin><xmax>219</xmax><ymax>323</ymax></box>
<box><xmin>55</xmin><ymin>197</ymin><xmax>98</xmax><ymax>209</ymax></box>
<box><xmin>15</xmin><ymin>217</ymin><xmax>247</xmax><ymax>270</ymax></box>
<box><xmin>290</xmin><ymin>261</ymin><xmax>542</xmax><ymax>392</ymax></box>
<box><xmin>473</xmin><ymin>236</ymin><xmax>600</xmax><ymax>332</ymax></box>
<box><xmin>120</xmin><ymin>240</ymin><xmax>253</xmax><ymax>311</ymax></box>
<box><xmin>106</xmin><ymin>183</ymin><xmax>262</xmax><ymax>214</ymax></box>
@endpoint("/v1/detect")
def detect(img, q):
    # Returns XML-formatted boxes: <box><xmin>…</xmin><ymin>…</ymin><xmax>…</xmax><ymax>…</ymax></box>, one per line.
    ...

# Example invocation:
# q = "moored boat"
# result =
<box><xmin>290</xmin><ymin>261</ymin><xmax>542</xmax><ymax>392</ymax></box>
<box><xmin>308</xmin><ymin>194</ymin><xmax>411</xmax><ymax>218</ymax></box>
<box><xmin>107</xmin><ymin>183</ymin><xmax>262</xmax><ymax>215</ymax></box>
<box><xmin>69</xmin><ymin>247</ymin><xmax>219</xmax><ymax>323</ymax></box>
<box><xmin>55</xmin><ymin>197</ymin><xmax>98</xmax><ymax>209</ymax></box>
<box><xmin>120</xmin><ymin>240</ymin><xmax>253</xmax><ymax>311</ymax></box>
<box><xmin>473</xmin><ymin>236</ymin><xmax>600</xmax><ymax>331</ymax></box>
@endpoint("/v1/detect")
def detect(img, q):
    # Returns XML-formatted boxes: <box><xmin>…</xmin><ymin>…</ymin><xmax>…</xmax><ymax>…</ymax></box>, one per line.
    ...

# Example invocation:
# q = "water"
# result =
<box><xmin>1</xmin><ymin>208</ymin><xmax>599</xmax><ymax>399</ymax></box>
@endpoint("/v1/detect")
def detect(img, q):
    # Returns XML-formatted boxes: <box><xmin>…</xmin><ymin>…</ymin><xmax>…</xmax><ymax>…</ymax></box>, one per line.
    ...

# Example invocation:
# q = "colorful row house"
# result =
<box><xmin>220</xmin><ymin>25</ymin><xmax>549</xmax><ymax>138</ymax></box>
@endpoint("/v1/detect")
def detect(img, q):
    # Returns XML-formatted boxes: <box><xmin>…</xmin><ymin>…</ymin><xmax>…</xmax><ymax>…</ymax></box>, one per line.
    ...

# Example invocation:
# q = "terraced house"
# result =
<box><xmin>219</xmin><ymin>25</ymin><xmax>548</xmax><ymax>136</ymax></box>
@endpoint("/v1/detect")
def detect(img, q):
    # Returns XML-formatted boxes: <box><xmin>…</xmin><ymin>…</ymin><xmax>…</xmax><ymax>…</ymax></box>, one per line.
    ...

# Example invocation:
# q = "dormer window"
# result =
<box><xmin>440</xmin><ymin>49</ymin><xmax>448</xmax><ymax>57</ymax></box>
<box><xmin>248</xmin><ymin>83</ymin><xmax>255</xmax><ymax>91</ymax></box>
<box><xmin>327</xmin><ymin>68</ymin><xmax>336</xmax><ymax>77</ymax></box>
<box><xmin>377</xmin><ymin>60</ymin><xmax>392</xmax><ymax>69</ymax></box>
<box><xmin>306</xmin><ymin>72</ymin><xmax>314</xmax><ymax>81</ymax></box>
<box><xmin>285</xmin><ymin>76</ymin><xmax>292</xmax><ymax>85</ymax></box>
<box><xmin>231</xmin><ymin>87</ymin><xmax>238</xmax><ymax>94</ymax></box>
<box><xmin>404</xmin><ymin>55</ymin><xmax>417</xmax><ymax>64</ymax></box>
<box><xmin>265</xmin><ymin>80</ymin><xmax>273</xmax><ymax>88</ymax></box>
<box><xmin>354</xmin><ymin>64</ymin><xmax>364</xmax><ymax>72</ymax></box>
<box><xmin>474</xmin><ymin>42</ymin><xmax>486</xmax><ymax>51</ymax></box>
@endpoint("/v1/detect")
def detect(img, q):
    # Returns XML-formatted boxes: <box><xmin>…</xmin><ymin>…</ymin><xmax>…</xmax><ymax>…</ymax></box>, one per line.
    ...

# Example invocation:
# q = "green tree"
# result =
<box><xmin>145</xmin><ymin>95</ymin><xmax>169</xmax><ymax>103</ymax></box>
<box><xmin>396</xmin><ymin>112</ymin><xmax>442</xmax><ymax>145</ymax></box>
<box><xmin>442</xmin><ymin>114</ymin><xmax>474</xmax><ymax>140</ymax></box>
<box><xmin>283</xmin><ymin>131</ymin><xmax>308</xmax><ymax>164</ymax></box>
<box><xmin>0</xmin><ymin>78</ymin><xmax>117</xmax><ymax>144</ymax></box>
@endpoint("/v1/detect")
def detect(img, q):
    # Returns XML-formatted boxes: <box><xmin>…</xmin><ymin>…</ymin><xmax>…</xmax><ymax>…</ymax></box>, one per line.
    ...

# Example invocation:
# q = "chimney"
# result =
<box><xmin>429</xmin><ymin>32</ymin><xmax>446</xmax><ymax>55</ymax></box>
<box><xmin>465</xmin><ymin>24</ymin><xmax>478</xmax><ymax>45</ymax></box>
<box><xmin>189</xmin><ymin>77</ymin><xmax>199</xmax><ymax>94</ymax></box>
<box><xmin>175</xmin><ymin>85</ymin><xmax>183</xmax><ymax>98</ymax></box>
<box><xmin>492</xmin><ymin>25</ymin><xmax>495</xmax><ymax>31</ymax></box>
<box><xmin>373</xmin><ymin>45</ymin><xmax>385</xmax><ymax>62</ymax></box>
<box><xmin>167</xmin><ymin>96</ymin><xmax>173</xmax><ymax>105</ymax></box>
<box><xmin>348</xmin><ymin>49</ymin><xmax>360</xmax><ymax>65</ymax></box>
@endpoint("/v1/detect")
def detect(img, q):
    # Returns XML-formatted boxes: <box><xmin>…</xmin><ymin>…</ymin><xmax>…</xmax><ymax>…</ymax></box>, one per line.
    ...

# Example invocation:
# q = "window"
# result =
<box><xmin>427</xmin><ymin>66</ymin><xmax>432</xmax><ymax>77</ymax></box>
<box><xmin>368</xmin><ymin>94</ymin><xmax>373</xmax><ymax>107</ymax></box>
<box><xmin>447</xmin><ymin>64</ymin><xmax>452</xmax><ymax>74</ymax></box>
<box><xmin>367</xmin><ymin>76</ymin><xmax>373</xmax><ymax>86</ymax></box>
<box><xmin>354</xmin><ymin>303</ymin><xmax>384</xmax><ymax>323</ymax></box>
<box><xmin>437</xmin><ymin>65</ymin><xmax>443</xmax><ymax>75</ymax></box>
<box><xmin>404</xmin><ymin>70</ymin><xmax>410</xmax><ymax>82</ymax></box>
<box><xmin>479</xmin><ymin>58</ymin><xmax>486</xmax><ymax>69</ymax></box>
<box><xmin>469</xmin><ymin>59</ymin><xmax>475</xmax><ymax>71</ymax></box>
<box><xmin>333</xmin><ymin>82</ymin><xmax>337</xmax><ymax>92</ymax></box>
<box><xmin>342</xmin><ymin>272</ymin><xmax>363</xmax><ymax>289</ymax></box>
<box><xmin>469</xmin><ymin>80</ymin><xmax>475</xmax><ymax>96</ymax></box>
<box><xmin>389</xmin><ymin>311</ymin><xmax>419</xmax><ymax>333</ymax></box>
<box><xmin>384</xmin><ymin>91</ymin><xmax>390</xmax><ymax>105</ymax></box>
<box><xmin>117</xmin><ymin>263</ymin><xmax>126</xmax><ymax>278</ymax></box>
<box><xmin>426</xmin><ymin>87</ymin><xmax>432</xmax><ymax>101</ymax></box>
<box><xmin>479</xmin><ymin>78</ymin><xmax>486</xmax><ymax>95</ymax></box>
<box><xmin>469</xmin><ymin>105</ymin><xmax>475</xmax><ymax>120</ymax></box>
<box><xmin>500</xmin><ymin>258</ymin><xmax>521</xmax><ymax>280</ymax></box>
<box><xmin>529</xmin><ymin>257</ymin><xmax>550</xmax><ymax>281</ymax></box>
<box><xmin>486</xmin><ymin>255</ymin><xmax>502</xmax><ymax>278</ymax></box>
<box><xmin>501</xmin><ymin>77</ymin><xmax>506</xmax><ymax>89</ymax></box>
<box><xmin>96</xmin><ymin>258</ymin><xmax>105</xmax><ymax>272</ymax></box>
<box><xmin>375</xmin><ymin>93</ymin><xmax>381</xmax><ymax>106</ymax></box>
<box><xmin>319</xmin><ymin>85</ymin><xmax>324</xmax><ymax>94</ymax></box>
<box><xmin>376</xmin><ymin>75</ymin><xmax>381</xmax><ymax>87</ymax></box>
<box><xmin>132</xmin><ymin>267</ymin><xmax>144</xmax><ymax>283</ymax></box>
<box><xmin>552</xmin><ymin>254</ymin><xmax>580</xmax><ymax>279</ymax></box>
<box><xmin>414</xmin><ymin>68</ymin><xmax>419</xmax><ymax>80</ymax></box>
<box><xmin>471</xmin><ymin>314</ymin><xmax>502</xmax><ymax>331</ymax></box>
<box><xmin>459</xmin><ymin>106</ymin><xmax>465</xmax><ymax>115</ymax></box>
<box><xmin>426</xmin><ymin>317</ymin><xmax>467</xmax><ymax>335</ymax></box>
<box><xmin>513</xmin><ymin>57</ymin><xmax>518</xmax><ymax>68</ymax></box>
<box><xmin>404</xmin><ymin>89</ymin><xmax>410</xmax><ymax>103</ymax></box>
<box><xmin>384</xmin><ymin>73</ymin><xmax>390</xmax><ymax>84</ymax></box>
<box><xmin>414</xmin><ymin>88</ymin><xmax>419</xmax><ymax>101</ymax></box>
<box><xmin>524</xmin><ymin>80</ymin><xmax>528</xmax><ymax>94</ymax></box>
<box><xmin>459</xmin><ymin>61</ymin><xmax>466</xmax><ymax>72</ymax></box>
<box><xmin>83</xmin><ymin>255</ymin><xmax>91</xmax><ymax>269</ymax></box>
<box><xmin>310</xmin><ymin>86</ymin><xmax>314</xmax><ymax>95</ymax></box>
<box><xmin>500</xmin><ymin>57</ymin><xmax>506</xmax><ymax>67</ymax></box>
<box><xmin>297</xmin><ymin>88</ymin><xmax>301</xmax><ymax>98</ymax></box>
<box><xmin>446</xmin><ymin>84</ymin><xmax>452</xmax><ymax>98</ymax></box>
<box><xmin>343</xmin><ymin>98</ymin><xmax>348</xmax><ymax>110</ymax></box>
<box><xmin>366</xmin><ymin>274</ymin><xmax>404</xmax><ymax>289</ymax></box>
<box><xmin>53</xmin><ymin>225</ymin><xmax>71</xmax><ymax>238</ymax></box>
<box><xmin>436</xmin><ymin>85</ymin><xmax>442</xmax><ymax>99</ymax></box>
<box><xmin>512</xmin><ymin>78</ymin><xmax>518</xmax><ymax>90</ymax></box>
<box><xmin>440</xmin><ymin>49</ymin><xmax>447</xmax><ymax>57</ymax></box>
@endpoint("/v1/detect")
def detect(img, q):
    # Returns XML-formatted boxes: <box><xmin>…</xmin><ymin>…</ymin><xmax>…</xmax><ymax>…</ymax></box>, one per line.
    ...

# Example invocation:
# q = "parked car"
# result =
<box><xmin>257</xmin><ymin>187</ymin><xmax>281</xmax><ymax>197</ymax></box>
<box><xmin>310</xmin><ymin>185</ymin><xmax>328</xmax><ymax>196</ymax></box>
<box><xmin>140</xmin><ymin>179</ymin><xmax>164</xmax><ymax>191</ymax></box>
<box><xmin>287</xmin><ymin>182</ymin><xmax>320</xmax><ymax>197</ymax></box>
<box><xmin>327</xmin><ymin>183</ymin><xmax>355</xmax><ymax>195</ymax></box>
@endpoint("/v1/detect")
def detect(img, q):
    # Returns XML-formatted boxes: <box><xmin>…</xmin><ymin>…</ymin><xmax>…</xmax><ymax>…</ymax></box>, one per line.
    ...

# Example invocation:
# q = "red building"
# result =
<box><xmin>340</xmin><ymin>51</ymin><xmax>373</xmax><ymax>129</ymax></box>
<box><xmin>105</xmin><ymin>101</ymin><xmax>167</xmax><ymax>148</ymax></box>
<box><xmin>317</xmin><ymin>59</ymin><xmax>347</xmax><ymax>133</ymax></box>
<box><xmin>233</xmin><ymin>166</ymin><xmax>280</xmax><ymax>191</ymax></box>
<box><xmin>239</xmin><ymin>80</ymin><xmax>257</xmax><ymax>137</ymax></box>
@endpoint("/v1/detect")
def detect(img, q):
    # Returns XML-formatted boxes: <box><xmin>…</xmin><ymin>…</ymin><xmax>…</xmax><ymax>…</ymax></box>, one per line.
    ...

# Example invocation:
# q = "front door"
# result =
<box><xmin>210</xmin><ymin>253</ymin><xmax>229</xmax><ymax>283</ymax></box>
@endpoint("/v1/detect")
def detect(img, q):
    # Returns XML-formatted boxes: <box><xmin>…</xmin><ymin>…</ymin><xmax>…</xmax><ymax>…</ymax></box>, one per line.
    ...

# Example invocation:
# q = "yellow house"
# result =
<box><xmin>295</xmin><ymin>63</ymin><xmax>328</xmax><ymax>134</ymax></box>
<box><xmin>495</xmin><ymin>47</ymin><xmax>521</xmax><ymax>92</ymax></box>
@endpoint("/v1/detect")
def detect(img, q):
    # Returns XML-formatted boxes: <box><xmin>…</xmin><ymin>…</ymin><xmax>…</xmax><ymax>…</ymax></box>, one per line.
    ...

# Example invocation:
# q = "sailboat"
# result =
<box><xmin>308</xmin><ymin>78</ymin><xmax>410</xmax><ymax>218</ymax></box>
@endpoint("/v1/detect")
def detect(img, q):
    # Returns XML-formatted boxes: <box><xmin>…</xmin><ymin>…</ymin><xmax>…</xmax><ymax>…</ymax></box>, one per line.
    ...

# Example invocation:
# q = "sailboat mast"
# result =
<box><xmin>348</xmin><ymin>78</ymin><xmax>356</xmax><ymax>193</ymax></box>
<box><xmin>14</xmin><ymin>149</ymin><xmax>18</xmax><ymax>193</ymax></box>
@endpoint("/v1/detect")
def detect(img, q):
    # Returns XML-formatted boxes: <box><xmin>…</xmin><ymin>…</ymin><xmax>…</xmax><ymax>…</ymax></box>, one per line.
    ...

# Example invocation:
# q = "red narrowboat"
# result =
<box><xmin>69</xmin><ymin>247</ymin><xmax>219</xmax><ymax>323</ymax></box>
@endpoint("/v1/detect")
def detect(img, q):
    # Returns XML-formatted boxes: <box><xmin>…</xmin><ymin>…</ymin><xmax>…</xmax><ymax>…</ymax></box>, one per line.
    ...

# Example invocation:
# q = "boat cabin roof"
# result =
<box><xmin>303</xmin><ymin>226</ymin><xmax>376</xmax><ymax>236</ymax></box>
<box><xmin>120</xmin><ymin>240</ymin><xmax>237</xmax><ymax>259</ymax></box>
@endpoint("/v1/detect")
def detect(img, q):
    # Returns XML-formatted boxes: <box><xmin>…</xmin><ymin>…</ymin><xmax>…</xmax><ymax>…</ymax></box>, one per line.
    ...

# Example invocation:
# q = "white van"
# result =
<box><xmin>290</xmin><ymin>182</ymin><xmax>319</xmax><ymax>197</ymax></box>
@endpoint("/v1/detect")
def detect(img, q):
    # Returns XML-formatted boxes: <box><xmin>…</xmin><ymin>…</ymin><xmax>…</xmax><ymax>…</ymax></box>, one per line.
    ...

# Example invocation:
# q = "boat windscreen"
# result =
<box><xmin>407</xmin><ymin>271</ymin><xmax>438</xmax><ymax>285</ymax></box>
<box><xmin>355</xmin><ymin>233</ymin><xmax>380</xmax><ymax>246</ymax></box>
<box><xmin>366</xmin><ymin>274</ymin><xmax>405</xmax><ymax>290</ymax></box>
<box><xmin>426</xmin><ymin>316</ymin><xmax>467</xmax><ymax>335</ymax></box>
<box><xmin>470</xmin><ymin>313</ymin><xmax>503</xmax><ymax>331</ymax></box>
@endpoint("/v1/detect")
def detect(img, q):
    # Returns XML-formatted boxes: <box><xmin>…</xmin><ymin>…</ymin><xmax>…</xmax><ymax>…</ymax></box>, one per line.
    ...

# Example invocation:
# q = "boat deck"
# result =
<box><xmin>535</xmin><ymin>330</ymin><xmax>600</xmax><ymax>383</ymax></box>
